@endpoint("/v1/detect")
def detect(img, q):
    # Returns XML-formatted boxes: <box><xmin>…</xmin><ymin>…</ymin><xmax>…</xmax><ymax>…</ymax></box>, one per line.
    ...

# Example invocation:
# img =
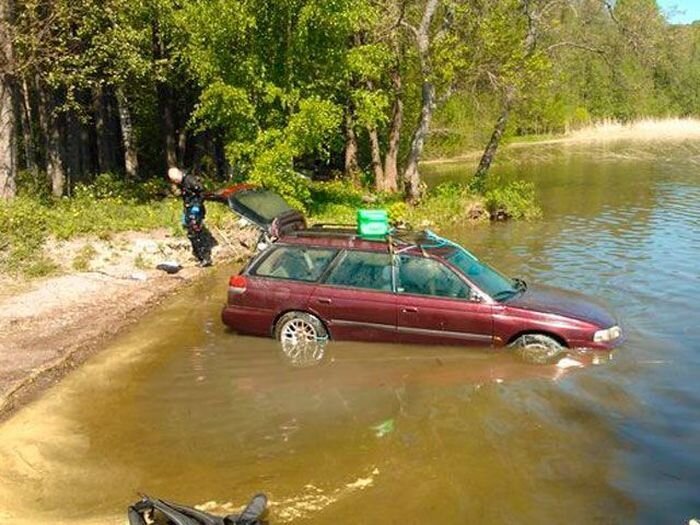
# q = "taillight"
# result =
<box><xmin>228</xmin><ymin>275</ymin><xmax>247</xmax><ymax>294</ymax></box>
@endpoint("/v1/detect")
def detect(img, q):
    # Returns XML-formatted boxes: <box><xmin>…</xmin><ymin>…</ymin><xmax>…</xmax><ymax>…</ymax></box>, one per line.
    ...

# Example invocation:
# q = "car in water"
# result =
<box><xmin>219</xmin><ymin>185</ymin><xmax>623</xmax><ymax>363</ymax></box>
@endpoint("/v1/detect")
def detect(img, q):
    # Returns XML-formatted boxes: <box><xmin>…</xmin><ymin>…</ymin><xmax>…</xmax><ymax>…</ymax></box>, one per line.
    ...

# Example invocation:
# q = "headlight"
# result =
<box><xmin>593</xmin><ymin>325</ymin><xmax>622</xmax><ymax>343</ymax></box>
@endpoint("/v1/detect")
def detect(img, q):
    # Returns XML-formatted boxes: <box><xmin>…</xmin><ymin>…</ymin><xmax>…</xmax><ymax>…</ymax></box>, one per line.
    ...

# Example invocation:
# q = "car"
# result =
<box><xmin>219</xmin><ymin>186</ymin><xmax>623</xmax><ymax>363</ymax></box>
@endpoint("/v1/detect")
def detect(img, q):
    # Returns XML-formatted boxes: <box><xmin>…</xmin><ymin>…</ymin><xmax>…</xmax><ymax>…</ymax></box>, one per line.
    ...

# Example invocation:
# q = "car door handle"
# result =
<box><xmin>401</xmin><ymin>307</ymin><xmax>418</xmax><ymax>313</ymax></box>
<box><xmin>317</xmin><ymin>297</ymin><xmax>333</xmax><ymax>304</ymax></box>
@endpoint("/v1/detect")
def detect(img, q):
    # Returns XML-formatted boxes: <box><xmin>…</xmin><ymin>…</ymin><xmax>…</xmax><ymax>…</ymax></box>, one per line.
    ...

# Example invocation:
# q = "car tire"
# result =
<box><xmin>274</xmin><ymin>312</ymin><xmax>329</xmax><ymax>367</ymax></box>
<box><xmin>509</xmin><ymin>333</ymin><xmax>567</xmax><ymax>365</ymax></box>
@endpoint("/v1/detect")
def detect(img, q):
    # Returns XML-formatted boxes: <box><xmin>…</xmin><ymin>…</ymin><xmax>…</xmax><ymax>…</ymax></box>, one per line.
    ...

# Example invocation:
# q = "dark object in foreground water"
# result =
<box><xmin>128</xmin><ymin>493</ymin><xmax>267</xmax><ymax>525</ymax></box>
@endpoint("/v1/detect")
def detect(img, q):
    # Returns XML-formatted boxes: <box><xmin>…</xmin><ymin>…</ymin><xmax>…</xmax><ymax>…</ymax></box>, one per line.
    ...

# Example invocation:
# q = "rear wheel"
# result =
<box><xmin>274</xmin><ymin>312</ymin><xmax>328</xmax><ymax>367</ymax></box>
<box><xmin>509</xmin><ymin>333</ymin><xmax>567</xmax><ymax>365</ymax></box>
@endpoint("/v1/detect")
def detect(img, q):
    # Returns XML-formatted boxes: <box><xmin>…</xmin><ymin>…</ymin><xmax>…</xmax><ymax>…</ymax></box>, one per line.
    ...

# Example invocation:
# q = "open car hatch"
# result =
<box><xmin>214</xmin><ymin>184</ymin><xmax>306</xmax><ymax>236</ymax></box>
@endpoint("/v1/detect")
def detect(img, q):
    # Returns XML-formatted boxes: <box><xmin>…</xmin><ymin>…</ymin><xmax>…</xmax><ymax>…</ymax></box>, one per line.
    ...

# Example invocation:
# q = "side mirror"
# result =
<box><xmin>469</xmin><ymin>290</ymin><xmax>482</xmax><ymax>303</ymax></box>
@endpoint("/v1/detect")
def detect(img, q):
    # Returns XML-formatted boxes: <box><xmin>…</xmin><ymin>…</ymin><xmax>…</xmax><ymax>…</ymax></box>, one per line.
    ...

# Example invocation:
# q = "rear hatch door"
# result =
<box><xmin>216</xmin><ymin>184</ymin><xmax>306</xmax><ymax>236</ymax></box>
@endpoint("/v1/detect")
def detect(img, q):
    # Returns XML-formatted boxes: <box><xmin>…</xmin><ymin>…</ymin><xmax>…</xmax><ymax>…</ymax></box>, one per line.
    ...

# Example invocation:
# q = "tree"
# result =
<box><xmin>401</xmin><ymin>0</ymin><xmax>441</xmax><ymax>203</ymax></box>
<box><xmin>0</xmin><ymin>0</ymin><xmax>15</xmax><ymax>199</ymax></box>
<box><xmin>470</xmin><ymin>0</ymin><xmax>549</xmax><ymax>190</ymax></box>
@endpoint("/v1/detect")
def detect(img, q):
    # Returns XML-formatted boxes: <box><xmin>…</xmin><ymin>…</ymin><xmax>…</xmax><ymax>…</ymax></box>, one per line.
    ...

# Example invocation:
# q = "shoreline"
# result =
<box><xmin>0</xmin><ymin>226</ymin><xmax>256</xmax><ymax>422</ymax></box>
<box><xmin>4</xmin><ymin>116</ymin><xmax>699</xmax><ymax>422</ymax></box>
<box><xmin>422</xmin><ymin>117</ymin><xmax>700</xmax><ymax>165</ymax></box>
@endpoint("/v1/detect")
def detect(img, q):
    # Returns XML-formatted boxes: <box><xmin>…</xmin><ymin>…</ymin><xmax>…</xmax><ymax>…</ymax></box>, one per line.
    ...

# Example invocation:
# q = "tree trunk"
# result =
<box><xmin>36</xmin><ymin>79</ymin><xmax>65</xmax><ymax>197</ymax></box>
<box><xmin>403</xmin><ymin>81</ymin><xmax>435</xmax><ymax>203</ymax></box>
<box><xmin>94</xmin><ymin>85</ymin><xmax>120</xmax><ymax>175</ymax></box>
<box><xmin>0</xmin><ymin>80</ymin><xmax>15</xmax><ymax>199</ymax></box>
<box><xmin>382</xmin><ymin>72</ymin><xmax>402</xmax><ymax>194</ymax></box>
<box><xmin>343</xmin><ymin>110</ymin><xmax>360</xmax><ymax>184</ymax></box>
<box><xmin>152</xmin><ymin>18</ymin><xmax>177</xmax><ymax>172</ymax></box>
<box><xmin>0</xmin><ymin>0</ymin><xmax>16</xmax><ymax>199</ymax></box>
<box><xmin>64</xmin><ymin>110</ymin><xmax>85</xmax><ymax>190</ymax></box>
<box><xmin>18</xmin><ymin>76</ymin><xmax>38</xmax><ymax>174</ymax></box>
<box><xmin>214</xmin><ymin>135</ymin><xmax>227</xmax><ymax>178</ymax></box>
<box><xmin>159</xmin><ymin>84</ymin><xmax>177</xmax><ymax>169</ymax></box>
<box><xmin>368</xmin><ymin>126</ymin><xmax>384</xmax><ymax>190</ymax></box>
<box><xmin>115</xmin><ymin>87</ymin><xmax>138</xmax><ymax>178</ymax></box>
<box><xmin>473</xmin><ymin>89</ymin><xmax>515</xmax><ymax>192</ymax></box>
<box><xmin>401</xmin><ymin>0</ymin><xmax>440</xmax><ymax>203</ymax></box>
<box><xmin>177</xmin><ymin>125</ymin><xmax>187</xmax><ymax>166</ymax></box>
<box><xmin>47</xmin><ymin>109</ymin><xmax>65</xmax><ymax>196</ymax></box>
<box><xmin>472</xmin><ymin>5</ymin><xmax>537</xmax><ymax>190</ymax></box>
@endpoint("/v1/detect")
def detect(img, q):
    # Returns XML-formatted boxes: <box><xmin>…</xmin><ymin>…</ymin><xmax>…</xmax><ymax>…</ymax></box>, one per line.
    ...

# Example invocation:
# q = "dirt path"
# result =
<box><xmin>0</xmin><ymin>227</ymin><xmax>256</xmax><ymax>421</ymax></box>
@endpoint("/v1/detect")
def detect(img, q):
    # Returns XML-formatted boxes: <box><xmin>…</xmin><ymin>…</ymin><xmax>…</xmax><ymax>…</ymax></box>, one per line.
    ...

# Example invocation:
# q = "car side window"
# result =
<box><xmin>325</xmin><ymin>251</ymin><xmax>393</xmax><ymax>291</ymax></box>
<box><xmin>398</xmin><ymin>255</ymin><xmax>471</xmax><ymax>299</ymax></box>
<box><xmin>253</xmin><ymin>246</ymin><xmax>337</xmax><ymax>282</ymax></box>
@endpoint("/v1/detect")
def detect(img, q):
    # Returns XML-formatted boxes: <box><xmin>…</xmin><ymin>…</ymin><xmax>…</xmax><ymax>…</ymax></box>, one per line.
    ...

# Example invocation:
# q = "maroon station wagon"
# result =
<box><xmin>219</xmin><ymin>186</ymin><xmax>623</xmax><ymax>363</ymax></box>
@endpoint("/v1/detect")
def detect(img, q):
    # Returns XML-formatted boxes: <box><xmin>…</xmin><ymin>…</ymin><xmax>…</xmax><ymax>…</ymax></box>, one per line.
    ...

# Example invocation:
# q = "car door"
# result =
<box><xmin>310</xmin><ymin>250</ymin><xmax>398</xmax><ymax>342</ymax></box>
<box><xmin>396</xmin><ymin>254</ymin><xmax>493</xmax><ymax>346</ymax></box>
<box><xmin>237</xmin><ymin>245</ymin><xmax>339</xmax><ymax>335</ymax></box>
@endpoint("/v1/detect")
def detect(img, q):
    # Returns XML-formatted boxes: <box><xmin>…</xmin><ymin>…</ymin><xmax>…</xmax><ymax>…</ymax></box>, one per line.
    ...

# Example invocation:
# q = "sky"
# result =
<box><xmin>658</xmin><ymin>0</ymin><xmax>700</xmax><ymax>24</ymax></box>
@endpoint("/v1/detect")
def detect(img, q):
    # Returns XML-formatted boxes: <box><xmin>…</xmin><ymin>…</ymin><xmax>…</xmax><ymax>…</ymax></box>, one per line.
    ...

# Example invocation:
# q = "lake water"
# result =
<box><xmin>0</xmin><ymin>140</ymin><xmax>698</xmax><ymax>524</ymax></box>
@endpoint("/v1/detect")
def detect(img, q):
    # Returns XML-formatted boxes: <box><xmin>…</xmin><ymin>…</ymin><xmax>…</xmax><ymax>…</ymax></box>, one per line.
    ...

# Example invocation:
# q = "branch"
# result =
<box><xmin>546</xmin><ymin>41</ymin><xmax>606</xmax><ymax>55</ymax></box>
<box><xmin>400</xmin><ymin>19</ymin><xmax>418</xmax><ymax>40</ymax></box>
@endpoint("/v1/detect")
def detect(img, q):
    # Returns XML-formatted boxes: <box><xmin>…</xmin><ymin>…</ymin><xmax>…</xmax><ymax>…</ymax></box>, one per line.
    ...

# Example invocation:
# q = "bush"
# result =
<box><xmin>248</xmin><ymin>142</ymin><xmax>311</xmax><ymax>211</ymax></box>
<box><xmin>308</xmin><ymin>179</ymin><xmax>491</xmax><ymax>229</ymax></box>
<box><xmin>0</xmin><ymin>197</ymin><xmax>50</xmax><ymax>274</ymax></box>
<box><xmin>484</xmin><ymin>180</ymin><xmax>542</xmax><ymax>220</ymax></box>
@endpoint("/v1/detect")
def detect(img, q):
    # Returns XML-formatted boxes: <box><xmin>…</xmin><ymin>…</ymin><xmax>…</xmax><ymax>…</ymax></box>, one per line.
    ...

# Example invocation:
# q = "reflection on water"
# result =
<box><xmin>1</xmin><ymin>140</ymin><xmax>699</xmax><ymax>524</ymax></box>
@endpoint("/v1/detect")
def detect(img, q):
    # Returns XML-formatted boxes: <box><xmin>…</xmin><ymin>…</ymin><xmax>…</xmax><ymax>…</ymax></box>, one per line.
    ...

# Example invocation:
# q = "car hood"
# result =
<box><xmin>506</xmin><ymin>283</ymin><xmax>616</xmax><ymax>328</ymax></box>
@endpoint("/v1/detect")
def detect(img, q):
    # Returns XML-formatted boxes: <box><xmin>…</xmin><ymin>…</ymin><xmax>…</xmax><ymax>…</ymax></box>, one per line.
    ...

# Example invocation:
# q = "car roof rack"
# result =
<box><xmin>291</xmin><ymin>223</ymin><xmax>360</xmax><ymax>239</ymax></box>
<box><xmin>287</xmin><ymin>222</ymin><xmax>443</xmax><ymax>252</ymax></box>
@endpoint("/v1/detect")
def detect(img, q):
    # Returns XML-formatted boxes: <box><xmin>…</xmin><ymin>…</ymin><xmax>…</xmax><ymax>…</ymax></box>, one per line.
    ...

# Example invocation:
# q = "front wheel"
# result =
<box><xmin>274</xmin><ymin>312</ymin><xmax>329</xmax><ymax>368</ymax></box>
<box><xmin>509</xmin><ymin>334</ymin><xmax>567</xmax><ymax>365</ymax></box>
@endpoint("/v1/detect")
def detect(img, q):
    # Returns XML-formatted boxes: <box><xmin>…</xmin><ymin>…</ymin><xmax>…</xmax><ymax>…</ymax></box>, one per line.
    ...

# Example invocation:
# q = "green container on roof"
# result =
<box><xmin>357</xmin><ymin>209</ymin><xmax>389</xmax><ymax>238</ymax></box>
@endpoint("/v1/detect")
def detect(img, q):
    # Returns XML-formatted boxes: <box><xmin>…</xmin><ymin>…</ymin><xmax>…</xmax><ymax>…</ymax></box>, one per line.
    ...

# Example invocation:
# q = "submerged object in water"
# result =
<box><xmin>128</xmin><ymin>493</ymin><xmax>267</xmax><ymax>525</ymax></box>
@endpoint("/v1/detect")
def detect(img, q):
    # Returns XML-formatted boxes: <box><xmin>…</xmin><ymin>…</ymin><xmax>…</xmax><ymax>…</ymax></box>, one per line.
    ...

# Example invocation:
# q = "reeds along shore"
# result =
<box><xmin>564</xmin><ymin>118</ymin><xmax>700</xmax><ymax>142</ymax></box>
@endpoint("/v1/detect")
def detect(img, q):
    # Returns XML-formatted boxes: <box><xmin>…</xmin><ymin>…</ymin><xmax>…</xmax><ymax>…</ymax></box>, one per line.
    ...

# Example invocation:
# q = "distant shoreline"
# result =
<box><xmin>423</xmin><ymin>117</ymin><xmax>700</xmax><ymax>165</ymax></box>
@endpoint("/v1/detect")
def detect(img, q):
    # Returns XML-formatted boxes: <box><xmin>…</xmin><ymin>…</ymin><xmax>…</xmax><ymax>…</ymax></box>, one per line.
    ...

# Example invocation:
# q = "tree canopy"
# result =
<box><xmin>0</xmin><ymin>0</ymin><xmax>697</xmax><ymax>204</ymax></box>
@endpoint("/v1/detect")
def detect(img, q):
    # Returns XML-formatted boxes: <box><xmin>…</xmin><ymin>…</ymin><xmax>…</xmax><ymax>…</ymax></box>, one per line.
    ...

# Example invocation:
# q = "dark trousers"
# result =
<box><xmin>184</xmin><ymin>207</ymin><xmax>212</xmax><ymax>263</ymax></box>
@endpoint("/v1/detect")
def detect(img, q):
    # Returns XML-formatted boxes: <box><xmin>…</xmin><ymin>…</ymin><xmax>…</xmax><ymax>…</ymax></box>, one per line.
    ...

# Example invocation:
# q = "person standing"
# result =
<box><xmin>168</xmin><ymin>167</ymin><xmax>213</xmax><ymax>267</ymax></box>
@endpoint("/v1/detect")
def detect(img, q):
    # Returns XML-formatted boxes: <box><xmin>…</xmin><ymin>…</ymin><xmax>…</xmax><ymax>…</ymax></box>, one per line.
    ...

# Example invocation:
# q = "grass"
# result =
<box><xmin>72</xmin><ymin>244</ymin><xmax>98</xmax><ymax>271</ymax></box>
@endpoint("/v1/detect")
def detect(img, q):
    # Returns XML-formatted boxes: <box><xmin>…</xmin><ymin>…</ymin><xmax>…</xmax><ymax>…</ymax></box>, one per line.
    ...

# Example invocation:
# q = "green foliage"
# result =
<box><xmin>249</xmin><ymin>142</ymin><xmax>311</xmax><ymax>211</ymax></box>
<box><xmin>285</xmin><ymin>98</ymin><xmax>344</xmax><ymax>159</ymax></box>
<box><xmin>0</xmin><ymin>197</ymin><xmax>51</xmax><ymax>275</ymax></box>
<box><xmin>192</xmin><ymin>82</ymin><xmax>257</xmax><ymax>142</ymax></box>
<box><xmin>7</xmin><ymin>0</ymin><xmax>691</xmax><ymax>268</ymax></box>
<box><xmin>0</xmin><ymin>178</ymin><xmax>181</xmax><ymax>277</ymax></box>
<box><xmin>306</xmin><ymin>179</ymin><xmax>494</xmax><ymax>230</ymax></box>
<box><xmin>484</xmin><ymin>180</ymin><xmax>542</xmax><ymax>221</ymax></box>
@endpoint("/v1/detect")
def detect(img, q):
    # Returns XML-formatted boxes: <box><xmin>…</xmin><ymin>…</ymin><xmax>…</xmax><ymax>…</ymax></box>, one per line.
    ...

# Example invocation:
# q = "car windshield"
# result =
<box><xmin>445</xmin><ymin>248</ymin><xmax>520</xmax><ymax>301</ymax></box>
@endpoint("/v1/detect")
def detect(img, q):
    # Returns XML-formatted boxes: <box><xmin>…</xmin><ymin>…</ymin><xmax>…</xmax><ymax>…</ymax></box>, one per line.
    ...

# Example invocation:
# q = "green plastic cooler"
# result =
<box><xmin>357</xmin><ymin>209</ymin><xmax>390</xmax><ymax>238</ymax></box>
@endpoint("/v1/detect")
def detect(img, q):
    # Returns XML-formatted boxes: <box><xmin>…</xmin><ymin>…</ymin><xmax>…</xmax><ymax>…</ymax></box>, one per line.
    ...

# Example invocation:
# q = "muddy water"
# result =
<box><xmin>1</xmin><ymin>141</ymin><xmax>699</xmax><ymax>524</ymax></box>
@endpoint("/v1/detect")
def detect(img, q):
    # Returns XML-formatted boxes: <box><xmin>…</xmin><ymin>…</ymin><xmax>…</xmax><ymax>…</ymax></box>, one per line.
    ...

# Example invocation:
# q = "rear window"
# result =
<box><xmin>253</xmin><ymin>246</ymin><xmax>337</xmax><ymax>282</ymax></box>
<box><xmin>325</xmin><ymin>251</ymin><xmax>393</xmax><ymax>291</ymax></box>
<box><xmin>231</xmin><ymin>189</ymin><xmax>294</xmax><ymax>222</ymax></box>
